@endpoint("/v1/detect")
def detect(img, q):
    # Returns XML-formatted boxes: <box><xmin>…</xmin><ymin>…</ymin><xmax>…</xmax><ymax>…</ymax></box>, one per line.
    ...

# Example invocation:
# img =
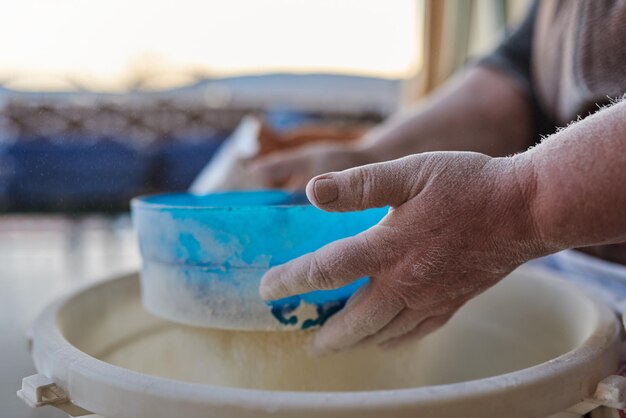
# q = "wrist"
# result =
<box><xmin>490</xmin><ymin>155</ymin><xmax>557</xmax><ymax>264</ymax></box>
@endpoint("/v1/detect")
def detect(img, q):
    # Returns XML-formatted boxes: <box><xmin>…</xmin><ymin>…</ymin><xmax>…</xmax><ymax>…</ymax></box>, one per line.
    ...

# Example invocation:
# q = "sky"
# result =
<box><xmin>0</xmin><ymin>0</ymin><xmax>421</xmax><ymax>92</ymax></box>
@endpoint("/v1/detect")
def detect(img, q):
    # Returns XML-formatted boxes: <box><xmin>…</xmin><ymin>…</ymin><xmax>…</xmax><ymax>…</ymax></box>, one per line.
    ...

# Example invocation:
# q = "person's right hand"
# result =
<box><xmin>247</xmin><ymin>142</ymin><xmax>371</xmax><ymax>189</ymax></box>
<box><xmin>260</xmin><ymin>151</ymin><xmax>552</xmax><ymax>354</ymax></box>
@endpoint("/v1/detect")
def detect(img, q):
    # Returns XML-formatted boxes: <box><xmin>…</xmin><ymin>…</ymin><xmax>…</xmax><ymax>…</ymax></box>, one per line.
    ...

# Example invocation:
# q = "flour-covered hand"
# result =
<box><xmin>260</xmin><ymin>152</ymin><xmax>551</xmax><ymax>353</ymax></box>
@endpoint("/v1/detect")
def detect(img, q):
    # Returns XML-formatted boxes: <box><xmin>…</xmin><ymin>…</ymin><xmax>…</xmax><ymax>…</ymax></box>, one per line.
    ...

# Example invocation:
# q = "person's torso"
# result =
<box><xmin>533</xmin><ymin>0</ymin><xmax>626</xmax><ymax>125</ymax></box>
<box><xmin>532</xmin><ymin>0</ymin><xmax>626</xmax><ymax>266</ymax></box>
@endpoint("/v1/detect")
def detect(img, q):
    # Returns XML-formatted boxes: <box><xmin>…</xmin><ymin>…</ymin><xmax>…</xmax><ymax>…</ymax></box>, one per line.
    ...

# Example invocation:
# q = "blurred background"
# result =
<box><xmin>0</xmin><ymin>0</ymin><xmax>532</xmax><ymax>212</ymax></box>
<box><xmin>1</xmin><ymin>1</ymin><xmax>530</xmax><ymax>416</ymax></box>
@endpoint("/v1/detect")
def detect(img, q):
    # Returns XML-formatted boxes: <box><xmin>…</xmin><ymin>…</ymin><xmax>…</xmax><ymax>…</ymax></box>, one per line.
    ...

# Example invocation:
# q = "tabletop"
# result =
<box><xmin>0</xmin><ymin>215</ymin><xmax>140</xmax><ymax>418</ymax></box>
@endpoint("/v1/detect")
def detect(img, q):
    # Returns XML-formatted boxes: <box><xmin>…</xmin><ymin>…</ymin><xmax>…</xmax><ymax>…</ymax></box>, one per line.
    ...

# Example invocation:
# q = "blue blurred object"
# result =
<box><xmin>0</xmin><ymin>138</ymin><xmax>149</xmax><ymax>210</ymax></box>
<box><xmin>132</xmin><ymin>190</ymin><xmax>388</xmax><ymax>330</ymax></box>
<box><xmin>265</xmin><ymin>108</ymin><xmax>317</xmax><ymax>132</ymax></box>
<box><xmin>156</xmin><ymin>135</ymin><xmax>226</xmax><ymax>191</ymax></box>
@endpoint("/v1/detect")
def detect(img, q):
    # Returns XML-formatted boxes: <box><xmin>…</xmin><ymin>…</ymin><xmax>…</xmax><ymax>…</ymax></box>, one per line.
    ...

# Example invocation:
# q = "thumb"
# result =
<box><xmin>305</xmin><ymin>155</ymin><xmax>426</xmax><ymax>212</ymax></box>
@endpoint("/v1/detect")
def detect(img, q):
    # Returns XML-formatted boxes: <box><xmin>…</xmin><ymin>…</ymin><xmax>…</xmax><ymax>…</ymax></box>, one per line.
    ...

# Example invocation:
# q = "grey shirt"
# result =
<box><xmin>481</xmin><ymin>0</ymin><xmax>626</xmax><ymax>142</ymax></box>
<box><xmin>479</xmin><ymin>0</ymin><xmax>626</xmax><ymax>264</ymax></box>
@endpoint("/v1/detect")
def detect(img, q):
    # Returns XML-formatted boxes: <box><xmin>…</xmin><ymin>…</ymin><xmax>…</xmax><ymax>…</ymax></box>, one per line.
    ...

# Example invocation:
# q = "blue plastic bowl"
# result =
<box><xmin>131</xmin><ymin>190</ymin><xmax>387</xmax><ymax>331</ymax></box>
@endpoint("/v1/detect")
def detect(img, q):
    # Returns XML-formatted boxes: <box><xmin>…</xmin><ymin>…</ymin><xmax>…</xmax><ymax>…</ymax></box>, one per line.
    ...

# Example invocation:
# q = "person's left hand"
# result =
<box><xmin>247</xmin><ymin>142</ymin><xmax>370</xmax><ymax>189</ymax></box>
<box><xmin>259</xmin><ymin>151</ymin><xmax>551</xmax><ymax>354</ymax></box>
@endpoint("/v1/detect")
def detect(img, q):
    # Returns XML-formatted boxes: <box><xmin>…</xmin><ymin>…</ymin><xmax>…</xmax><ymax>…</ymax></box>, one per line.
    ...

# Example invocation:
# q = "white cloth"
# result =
<box><xmin>528</xmin><ymin>250</ymin><xmax>626</xmax><ymax>312</ymax></box>
<box><xmin>189</xmin><ymin>116</ymin><xmax>265</xmax><ymax>194</ymax></box>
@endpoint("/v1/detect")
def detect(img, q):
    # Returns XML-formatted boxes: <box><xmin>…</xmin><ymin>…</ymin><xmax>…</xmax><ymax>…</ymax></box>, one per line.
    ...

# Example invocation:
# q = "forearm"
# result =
<box><xmin>358</xmin><ymin>65</ymin><xmax>534</xmax><ymax>162</ymax></box>
<box><xmin>515</xmin><ymin>99</ymin><xmax>626</xmax><ymax>250</ymax></box>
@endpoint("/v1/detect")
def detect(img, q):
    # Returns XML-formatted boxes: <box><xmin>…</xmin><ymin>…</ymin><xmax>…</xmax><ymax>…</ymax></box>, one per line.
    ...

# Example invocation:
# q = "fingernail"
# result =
<box><xmin>312</xmin><ymin>178</ymin><xmax>338</xmax><ymax>204</ymax></box>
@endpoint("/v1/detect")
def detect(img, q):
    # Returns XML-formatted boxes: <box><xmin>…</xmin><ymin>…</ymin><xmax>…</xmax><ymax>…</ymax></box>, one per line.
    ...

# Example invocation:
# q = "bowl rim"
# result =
<box><xmin>130</xmin><ymin>190</ymin><xmax>316</xmax><ymax>211</ymax></box>
<box><xmin>30</xmin><ymin>268</ymin><xmax>622</xmax><ymax>418</ymax></box>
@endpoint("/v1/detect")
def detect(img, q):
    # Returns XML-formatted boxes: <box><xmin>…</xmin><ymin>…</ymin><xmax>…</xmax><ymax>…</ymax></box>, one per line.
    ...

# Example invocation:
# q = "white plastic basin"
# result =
<box><xmin>26</xmin><ymin>267</ymin><xmax>622</xmax><ymax>418</ymax></box>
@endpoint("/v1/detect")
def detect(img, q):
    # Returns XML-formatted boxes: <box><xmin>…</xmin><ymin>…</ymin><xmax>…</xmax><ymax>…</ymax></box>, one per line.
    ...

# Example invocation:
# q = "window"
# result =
<box><xmin>1</xmin><ymin>0</ymin><xmax>422</xmax><ymax>92</ymax></box>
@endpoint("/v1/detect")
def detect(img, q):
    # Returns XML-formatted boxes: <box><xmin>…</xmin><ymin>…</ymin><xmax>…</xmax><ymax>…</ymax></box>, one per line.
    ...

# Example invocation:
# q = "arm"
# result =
<box><xmin>360</xmin><ymin>0</ymin><xmax>541</xmax><ymax>162</ymax></box>
<box><xmin>519</xmin><ymin>99</ymin><xmax>626</xmax><ymax>248</ymax></box>
<box><xmin>248</xmin><ymin>2</ymin><xmax>541</xmax><ymax>188</ymax></box>
<box><xmin>358</xmin><ymin>65</ymin><xmax>534</xmax><ymax>161</ymax></box>
<box><xmin>250</xmin><ymin>66</ymin><xmax>535</xmax><ymax>188</ymax></box>
<box><xmin>259</xmin><ymin>99</ymin><xmax>626</xmax><ymax>353</ymax></box>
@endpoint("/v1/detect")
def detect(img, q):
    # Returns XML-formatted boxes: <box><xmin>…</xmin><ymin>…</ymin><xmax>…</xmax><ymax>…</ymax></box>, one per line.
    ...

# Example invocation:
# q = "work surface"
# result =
<box><xmin>0</xmin><ymin>215</ymin><xmax>140</xmax><ymax>418</ymax></box>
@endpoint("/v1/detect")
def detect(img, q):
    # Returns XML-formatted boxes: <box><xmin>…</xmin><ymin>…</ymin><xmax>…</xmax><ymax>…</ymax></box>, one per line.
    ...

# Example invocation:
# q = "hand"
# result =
<box><xmin>260</xmin><ymin>152</ymin><xmax>549</xmax><ymax>353</ymax></box>
<box><xmin>247</xmin><ymin>142</ymin><xmax>370</xmax><ymax>189</ymax></box>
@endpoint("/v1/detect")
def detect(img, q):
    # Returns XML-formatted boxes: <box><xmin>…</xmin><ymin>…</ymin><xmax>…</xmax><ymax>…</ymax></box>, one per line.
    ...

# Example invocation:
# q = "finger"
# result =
<box><xmin>356</xmin><ymin>308</ymin><xmax>426</xmax><ymax>347</ymax></box>
<box><xmin>259</xmin><ymin>227</ymin><xmax>383</xmax><ymax>300</ymax></box>
<box><xmin>380</xmin><ymin>313</ymin><xmax>453</xmax><ymax>349</ymax></box>
<box><xmin>305</xmin><ymin>155</ymin><xmax>427</xmax><ymax>212</ymax></box>
<box><xmin>248</xmin><ymin>151</ymin><xmax>305</xmax><ymax>187</ymax></box>
<box><xmin>312</xmin><ymin>282</ymin><xmax>404</xmax><ymax>354</ymax></box>
<box><xmin>285</xmin><ymin>172</ymin><xmax>311</xmax><ymax>190</ymax></box>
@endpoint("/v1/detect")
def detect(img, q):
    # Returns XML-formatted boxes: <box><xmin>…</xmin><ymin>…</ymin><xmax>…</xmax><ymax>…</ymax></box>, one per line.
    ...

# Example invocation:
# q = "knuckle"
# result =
<box><xmin>366</xmin><ymin>226</ymin><xmax>399</xmax><ymax>269</ymax></box>
<box><xmin>423</xmin><ymin>315</ymin><xmax>451</xmax><ymax>333</ymax></box>
<box><xmin>398</xmin><ymin>314</ymin><xmax>422</xmax><ymax>335</ymax></box>
<box><xmin>306</xmin><ymin>252</ymin><xmax>333</xmax><ymax>290</ymax></box>
<box><xmin>343</xmin><ymin>313</ymin><xmax>370</xmax><ymax>337</ymax></box>
<box><xmin>359</xmin><ymin>233</ymin><xmax>383</xmax><ymax>272</ymax></box>
<box><xmin>352</xmin><ymin>168</ymin><xmax>372</xmax><ymax>209</ymax></box>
